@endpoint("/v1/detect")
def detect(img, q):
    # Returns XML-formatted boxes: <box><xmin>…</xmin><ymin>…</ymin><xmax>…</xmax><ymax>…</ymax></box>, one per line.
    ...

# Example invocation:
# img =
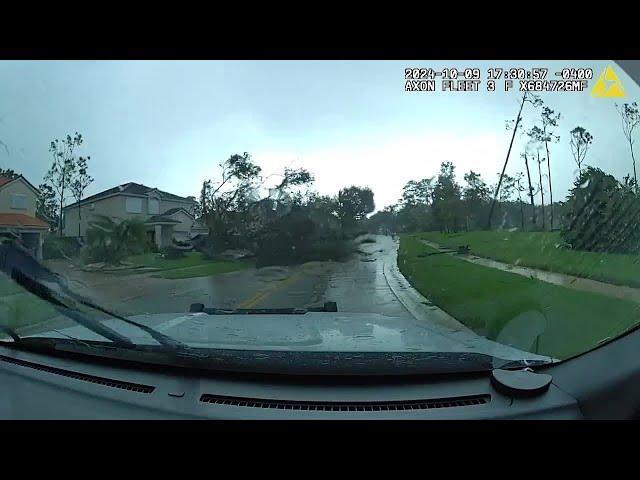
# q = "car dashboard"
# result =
<box><xmin>0</xmin><ymin>345</ymin><xmax>583</xmax><ymax>419</ymax></box>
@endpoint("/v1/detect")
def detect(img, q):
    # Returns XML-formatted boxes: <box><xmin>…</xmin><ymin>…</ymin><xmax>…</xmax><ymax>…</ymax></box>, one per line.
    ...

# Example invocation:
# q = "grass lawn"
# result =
<box><xmin>153</xmin><ymin>260</ymin><xmax>250</xmax><ymax>279</ymax></box>
<box><xmin>126</xmin><ymin>251</ymin><xmax>252</xmax><ymax>279</ymax></box>
<box><xmin>0</xmin><ymin>274</ymin><xmax>60</xmax><ymax>332</ymax></box>
<box><xmin>418</xmin><ymin>230</ymin><xmax>640</xmax><ymax>288</ymax></box>
<box><xmin>127</xmin><ymin>252</ymin><xmax>215</xmax><ymax>271</ymax></box>
<box><xmin>398</xmin><ymin>235</ymin><xmax>640</xmax><ymax>360</ymax></box>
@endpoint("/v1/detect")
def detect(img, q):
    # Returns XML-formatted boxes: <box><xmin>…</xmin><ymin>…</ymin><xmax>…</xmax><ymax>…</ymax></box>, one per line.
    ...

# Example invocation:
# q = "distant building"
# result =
<box><xmin>62</xmin><ymin>182</ymin><xmax>206</xmax><ymax>248</ymax></box>
<box><xmin>0</xmin><ymin>175</ymin><xmax>49</xmax><ymax>260</ymax></box>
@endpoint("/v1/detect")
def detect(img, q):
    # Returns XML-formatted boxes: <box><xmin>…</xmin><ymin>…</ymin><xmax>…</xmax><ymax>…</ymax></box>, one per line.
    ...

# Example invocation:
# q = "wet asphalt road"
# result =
<box><xmin>56</xmin><ymin>235</ymin><xmax>413</xmax><ymax>320</ymax></box>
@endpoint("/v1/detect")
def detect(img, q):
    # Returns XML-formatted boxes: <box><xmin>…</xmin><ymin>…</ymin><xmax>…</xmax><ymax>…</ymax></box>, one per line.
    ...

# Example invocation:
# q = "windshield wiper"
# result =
<box><xmin>0</xmin><ymin>324</ymin><xmax>20</xmax><ymax>342</ymax></box>
<box><xmin>189</xmin><ymin>301</ymin><xmax>338</xmax><ymax>315</ymax></box>
<box><xmin>495</xmin><ymin>358</ymin><xmax>556</xmax><ymax>370</ymax></box>
<box><xmin>0</xmin><ymin>242</ymin><xmax>190</xmax><ymax>354</ymax></box>
<box><xmin>9</xmin><ymin>268</ymin><xmax>136</xmax><ymax>348</ymax></box>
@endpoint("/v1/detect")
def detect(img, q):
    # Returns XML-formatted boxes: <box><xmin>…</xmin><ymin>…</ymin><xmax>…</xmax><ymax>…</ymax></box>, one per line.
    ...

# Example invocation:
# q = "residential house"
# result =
<box><xmin>0</xmin><ymin>175</ymin><xmax>49</xmax><ymax>259</ymax></box>
<box><xmin>62</xmin><ymin>182</ymin><xmax>207</xmax><ymax>249</ymax></box>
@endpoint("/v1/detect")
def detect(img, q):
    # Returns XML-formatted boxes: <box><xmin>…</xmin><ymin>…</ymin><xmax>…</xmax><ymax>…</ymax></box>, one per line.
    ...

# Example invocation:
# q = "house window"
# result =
<box><xmin>148</xmin><ymin>198</ymin><xmax>160</xmax><ymax>214</ymax></box>
<box><xmin>10</xmin><ymin>194</ymin><xmax>27</xmax><ymax>210</ymax></box>
<box><xmin>125</xmin><ymin>197</ymin><xmax>143</xmax><ymax>213</ymax></box>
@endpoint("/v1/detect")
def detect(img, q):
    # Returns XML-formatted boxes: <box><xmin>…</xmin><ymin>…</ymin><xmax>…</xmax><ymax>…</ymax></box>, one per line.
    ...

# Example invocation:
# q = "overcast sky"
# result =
<box><xmin>1</xmin><ymin>60</ymin><xmax>638</xmax><ymax>211</ymax></box>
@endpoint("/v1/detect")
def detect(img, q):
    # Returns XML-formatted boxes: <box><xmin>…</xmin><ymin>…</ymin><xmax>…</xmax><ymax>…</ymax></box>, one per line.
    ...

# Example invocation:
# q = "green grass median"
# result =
<box><xmin>0</xmin><ymin>274</ymin><xmax>60</xmax><ymax>332</ymax></box>
<box><xmin>127</xmin><ymin>252</ymin><xmax>251</xmax><ymax>279</ymax></box>
<box><xmin>419</xmin><ymin>230</ymin><xmax>640</xmax><ymax>288</ymax></box>
<box><xmin>152</xmin><ymin>260</ymin><xmax>250</xmax><ymax>279</ymax></box>
<box><xmin>398</xmin><ymin>235</ymin><xmax>640</xmax><ymax>360</ymax></box>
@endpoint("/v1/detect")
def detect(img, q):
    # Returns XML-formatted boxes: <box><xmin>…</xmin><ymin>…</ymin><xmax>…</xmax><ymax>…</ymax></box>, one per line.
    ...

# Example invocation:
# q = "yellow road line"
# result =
<box><xmin>237</xmin><ymin>291</ymin><xmax>269</xmax><ymax>309</ymax></box>
<box><xmin>235</xmin><ymin>273</ymin><xmax>303</xmax><ymax>309</ymax></box>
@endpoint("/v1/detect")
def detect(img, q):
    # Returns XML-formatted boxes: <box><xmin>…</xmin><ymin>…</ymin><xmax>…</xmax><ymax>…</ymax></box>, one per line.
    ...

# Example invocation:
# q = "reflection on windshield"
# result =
<box><xmin>1</xmin><ymin>60</ymin><xmax>639</xmax><ymax>372</ymax></box>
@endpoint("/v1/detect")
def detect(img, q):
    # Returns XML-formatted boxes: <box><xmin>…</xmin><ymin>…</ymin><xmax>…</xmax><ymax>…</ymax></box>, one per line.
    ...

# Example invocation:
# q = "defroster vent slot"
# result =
<box><xmin>200</xmin><ymin>393</ymin><xmax>490</xmax><ymax>411</ymax></box>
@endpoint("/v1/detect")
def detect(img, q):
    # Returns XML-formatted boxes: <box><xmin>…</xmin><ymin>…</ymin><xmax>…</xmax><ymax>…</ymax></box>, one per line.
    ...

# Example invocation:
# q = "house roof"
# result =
<box><xmin>162</xmin><ymin>207</ymin><xmax>194</xmax><ymax>217</ymax></box>
<box><xmin>0</xmin><ymin>175</ymin><xmax>40</xmax><ymax>195</ymax></box>
<box><xmin>144</xmin><ymin>215</ymin><xmax>181</xmax><ymax>225</ymax></box>
<box><xmin>63</xmin><ymin>182</ymin><xmax>196</xmax><ymax>210</ymax></box>
<box><xmin>0</xmin><ymin>213</ymin><xmax>49</xmax><ymax>229</ymax></box>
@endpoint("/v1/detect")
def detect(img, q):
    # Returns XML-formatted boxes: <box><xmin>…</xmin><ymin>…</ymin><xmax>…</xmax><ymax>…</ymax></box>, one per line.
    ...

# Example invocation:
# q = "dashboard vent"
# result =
<box><xmin>0</xmin><ymin>355</ymin><xmax>155</xmax><ymax>394</ymax></box>
<box><xmin>200</xmin><ymin>393</ymin><xmax>490</xmax><ymax>411</ymax></box>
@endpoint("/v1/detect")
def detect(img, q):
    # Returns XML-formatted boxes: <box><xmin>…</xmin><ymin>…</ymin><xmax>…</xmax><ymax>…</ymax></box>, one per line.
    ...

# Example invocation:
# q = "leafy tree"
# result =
<box><xmin>274</xmin><ymin>167</ymin><xmax>314</xmax><ymax>193</ymax></box>
<box><xmin>400</xmin><ymin>178</ymin><xmax>433</xmax><ymax>207</ymax></box>
<box><xmin>266</xmin><ymin>167</ymin><xmax>315</xmax><ymax>213</ymax></box>
<box><xmin>615</xmin><ymin>102</ymin><xmax>640</xmax><ymax>189</ymax></box>
<box><xmin>561</xmin><ymin>167</ymin><xmax>640</xmax><ymax>253</ymax></box>
<box><xmin>36</xmin><ymin>183</ymin><xmax>58</xmax><ymax>227</ymax></box>
<box><xmin>336</xmin><ymin>186</ymin><xmax>375</xmax><ymax>232</ymax></box>
<box><xmin>44</xmin><ymin>133</ymin><xmax>83</xmax><ymax>236</ymax></box>
<box><xmin>307</xmin><ymin>193</ymin><xmax>338</xmax><ymax>217</ymax></box>
<box><xmin>397</xmin><ymin>203</ymin><xmax>431</xmax><ymax>233</ymax></box>
<box><xmin>368</xmin><ymin>205</ymin><xmax>399</xmax><ymax>234</ymax></box>
<box><xmin>463</xmin><ymin>171</ymin><xmax>490</xmax><ymax>202</ymax></box>
<box><xmin>69</xmin><ymin>155</ymin><xmax>93</xmax><ymax>238</ymax></box>
<box><xmin>254</xmin><ymin>206</ymin><xmax>316</xmax><ymax>266</ymax></box>
<box><xmin>432</xmin><ymin>162</ymin><xmax>462</xmax><ymax>232</ymax></box>
<box><xmin>569</xmin><ymin>126</ymin><xmax>594</xmax><ymax>176</ymax></box>
<box><xmin>199</xmin><ymin>152</ymin><xmax>262</xmax><ymax>251</ymax></box>
<box><xmin>498</xmin><ymin>173</ymin><xmax>516</xmax><ymax>202</ymax></box>
<box><xmin>0</xmin><ymin>168</ymin><xmax>19</xmax><ymax>180</ymax></box>
<box><xmin>462</xmin><ymin>170</ymin><xmax>490</xmax><ymax>230</ymax></box>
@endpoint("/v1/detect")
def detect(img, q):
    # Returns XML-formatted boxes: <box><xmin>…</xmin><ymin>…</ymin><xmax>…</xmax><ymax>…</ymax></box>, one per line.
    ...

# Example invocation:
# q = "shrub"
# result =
<box><xmin>84</xmin><ymin>216</ymin><xmax>149</xmax><ymax>264</ymax></box>
<box><xmin>255</xmin><ymin>208</ymin><xmax>356</xmax><ymax>267</ymax></box>
<box><xmin>160</xmin><ymin>245</ymin><xmax>186</xmax><ymax>259</ymax></box>
<box><xmin>561</xmin><ymin>167</ymin><xmax>640</xmax><ymax>253</ymax></box>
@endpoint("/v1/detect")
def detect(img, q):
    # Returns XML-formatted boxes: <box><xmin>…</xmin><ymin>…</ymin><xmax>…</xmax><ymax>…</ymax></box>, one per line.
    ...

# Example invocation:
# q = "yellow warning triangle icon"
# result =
<box><xmin>592</xmin><ymin>65</ymin><xmax>625</xmax><ymax>98</ymax></box>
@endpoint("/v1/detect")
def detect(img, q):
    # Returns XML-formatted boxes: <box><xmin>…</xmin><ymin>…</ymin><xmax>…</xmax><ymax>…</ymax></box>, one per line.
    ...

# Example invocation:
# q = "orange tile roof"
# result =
<box><xmin>0</xmin><ymin>213</ymin><xmax>49</xmax><ymax>229</ymax></box>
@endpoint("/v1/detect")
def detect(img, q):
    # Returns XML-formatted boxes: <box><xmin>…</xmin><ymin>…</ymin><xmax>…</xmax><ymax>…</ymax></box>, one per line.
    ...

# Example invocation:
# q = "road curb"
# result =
<box><xmin>382</xmin><ymin>243</ymin><xmax>474</xmax><ymax>334</ymax></box>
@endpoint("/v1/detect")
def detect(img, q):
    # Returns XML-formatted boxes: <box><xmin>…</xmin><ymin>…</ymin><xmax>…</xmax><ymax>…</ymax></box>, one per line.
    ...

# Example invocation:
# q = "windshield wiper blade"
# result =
<box><xmin>72</xmin><ymin>294</ymin><xmax>191</xmax><ymax>353</ymax></box>
<box><xmin>0</xmin><ymin>243</ymin><xmax>190</xmax><ymax>353</ymax></box>
<box><xmin>495</xmin><ymin>358</ymin><xmax>556</xmax><ymax>370</ymax></box>
<box><xmin>189</xmin><ymin>301</ymin><xmax>338</xmax><ymax>315</ymax></box>
<box><xmin>0</xmin><ymin>324</ymin><xmax>20</xmax><ymax>342</ymax></box>
<box><xmin>10</xmin><ymin>269</ymin><xmax>136</xmax><ymax>348</ymax></box>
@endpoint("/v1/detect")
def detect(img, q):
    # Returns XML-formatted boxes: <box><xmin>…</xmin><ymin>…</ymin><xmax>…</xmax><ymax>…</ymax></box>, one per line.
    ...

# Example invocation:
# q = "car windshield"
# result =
<box><xmin>1</xmin><ymin>59</ymin><xmax>638</xmax><ymax>374</ymax></box>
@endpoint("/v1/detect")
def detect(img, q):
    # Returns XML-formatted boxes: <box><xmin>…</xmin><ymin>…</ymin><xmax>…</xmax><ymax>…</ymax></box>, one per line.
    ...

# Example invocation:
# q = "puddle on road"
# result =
<box><xmin>255</xmin><ymin>266</ymin><xmax>291</xmax><ymax>282</ymax></box>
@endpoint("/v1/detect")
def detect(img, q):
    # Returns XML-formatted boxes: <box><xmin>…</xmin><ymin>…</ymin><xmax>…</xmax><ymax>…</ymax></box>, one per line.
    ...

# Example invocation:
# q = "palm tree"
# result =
<box><xmin>85</xmin><ymin>215</ymin><xmax>148</xmax><ymax>264</ymax></box>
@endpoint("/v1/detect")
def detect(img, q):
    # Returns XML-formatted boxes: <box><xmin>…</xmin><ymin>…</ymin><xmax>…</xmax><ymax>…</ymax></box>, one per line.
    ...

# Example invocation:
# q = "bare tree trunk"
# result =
<box><xmin>545</xmin><ymin>140</ymin><xmax>553</xmax><ymax>230</ymax></box>
<box><xmin>519</xmin><ymin>197</ymin><xmax>525</xmax><ymax>231</ymax></box>
<box><xmin>537</xmin><ymin>151</ymin><xmax>545</xmax><ymax>230</ymax></box>
<box><xmin>58</xmin><ymin>193</ymin><xmax>64</xmax><ymax>237</ymax></box>
<box><xmin>631</xmin><ymin>141</ymin><xmax>638</xmax><ymax>190</ymax></box>
<box><xmin>487</xmin><ymin>94</ymin><xmax>527</xmax><ymax>229</ymax></box>
<box><xmin>523</xmin><ymin>153</ymin><xmax>536</xmax><ymax>227</ymax></box>
<box><xmin>77</xmin><ymin>202</ymin><xmax>82</xmax><ymax>239</ymax></box>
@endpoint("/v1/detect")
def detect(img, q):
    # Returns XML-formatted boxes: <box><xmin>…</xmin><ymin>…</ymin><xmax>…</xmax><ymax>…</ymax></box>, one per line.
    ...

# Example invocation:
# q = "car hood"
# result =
<box><xmin>28</xmin><ymin>311</ymin><xmax>554</xmax><ymax>364</ymax></box>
